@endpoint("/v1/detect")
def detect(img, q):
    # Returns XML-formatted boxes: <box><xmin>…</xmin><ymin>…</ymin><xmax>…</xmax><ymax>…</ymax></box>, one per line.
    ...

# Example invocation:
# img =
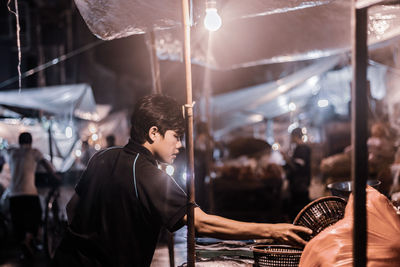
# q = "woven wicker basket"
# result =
<box><xmin>252</xmin><ymin>245</ymin><xmax>302</xmax><ymax>267</ymax></box>
<box><xmin>293</xmin><ymin>196</ymin><xmax>347</xmax><ymax>240</ymax></box>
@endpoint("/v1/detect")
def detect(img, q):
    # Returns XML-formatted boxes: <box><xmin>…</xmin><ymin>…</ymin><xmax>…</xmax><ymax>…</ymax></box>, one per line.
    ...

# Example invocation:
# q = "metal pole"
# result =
<box><xmin>48</xmin><ymin>120</ymin><xmax>54</xmax><ymax>163</ymax></box>
<box><xmin>148</xmin><ymin>30</ymin><xmax>162</xmax><ymax>94</ymax></box>
<box><xmin>181</xmin><ymin>0</ymin><xmax>196</xmax><ymax>266</ymax></box>
<box><xmin>35</xmin><ymin>13</ymin><xmax>46</xmax><ymax>87</ymax></box>
<box><xmin>351</xmin><ymin>2</ymin><xmax>368</xmax><ymax>266</ymax></box>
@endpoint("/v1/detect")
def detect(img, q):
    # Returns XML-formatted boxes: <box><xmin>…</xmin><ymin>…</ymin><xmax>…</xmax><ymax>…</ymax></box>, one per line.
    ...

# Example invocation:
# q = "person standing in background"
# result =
<box><xmin>6</xmin><ymin>132</ymin><xmax>60</xmax><ymax>259</ymax></box>
<box><xmin>80</xmin><ymin>140</ymin><xmax>96</xmax><ymax>167</ymax></box>
<box><xmin>281</xmin><ymin>128</ymin><xmax>311</xmax><ymax>220</ymax></box>
<box><xmin>105</xmin><ymin>134</ymin><xmax>116</xmax><ymax>148</ymax></box>
<box><xmin>367</xmin><ymin>122</ymin><xmax>395</xmax><ymax>196</ymax></box>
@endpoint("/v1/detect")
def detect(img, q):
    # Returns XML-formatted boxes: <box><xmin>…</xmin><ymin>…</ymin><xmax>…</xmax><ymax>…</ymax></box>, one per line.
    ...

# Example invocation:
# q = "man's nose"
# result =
<box><xmin>176</xmin><ymin>140</ymin><xmax>182</xmax><ymax>149</ymax></box>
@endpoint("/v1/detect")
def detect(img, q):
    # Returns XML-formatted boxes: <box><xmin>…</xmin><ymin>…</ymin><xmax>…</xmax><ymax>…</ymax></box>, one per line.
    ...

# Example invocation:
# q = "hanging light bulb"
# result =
<box><xmin>318</xmin><ymin>99</ymin><xmax>329</xmax><ymax>108</ymax></box>
<box><xmin>204</xmin><ymin>1</ymin><xmax>222</xmax><ymax>32</ymax></box>
<box><xmin>65</xmin><ymin>126</ymin><xmax>73</xmax><ymax>138</ymax></box>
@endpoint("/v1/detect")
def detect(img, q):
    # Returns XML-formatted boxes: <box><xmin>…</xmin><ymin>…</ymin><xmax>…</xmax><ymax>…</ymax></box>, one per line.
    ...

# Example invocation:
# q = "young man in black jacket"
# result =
<box><xmin>53</xmin><ymin>94</ymin><xmax>311</xmax><ymax>267</ymax></box>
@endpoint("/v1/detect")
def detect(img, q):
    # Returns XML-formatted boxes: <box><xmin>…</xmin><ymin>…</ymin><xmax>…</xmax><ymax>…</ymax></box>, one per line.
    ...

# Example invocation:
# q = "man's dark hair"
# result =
<box><xmin>19</xmin><ymin>132</ymin><xmax>32</xmax><ymax>145</ymax></box>
<box><xmin>130</xmin><ymin>94</ymin><xmax>185</xmax><ymax>144</ymax></box>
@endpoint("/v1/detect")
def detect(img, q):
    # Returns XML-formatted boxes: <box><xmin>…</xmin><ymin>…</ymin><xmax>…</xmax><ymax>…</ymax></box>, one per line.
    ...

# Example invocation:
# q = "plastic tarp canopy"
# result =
<box><xmin>210</xmin><ymin>56</ymin><xmax>391</xmax><ymax>138</ymax></box>
<box><xmin>0</xmin><ymin>84</ymin><xmax>99</xmax><ymax>121</ymax></box>
<box><xmin>74</xmin><ymin>0</ymin><xmax>400</xmax><ymax>69</ymax></box>
<box><xmin>0</xmin><ymin>84</ymin><xmax>104</xmax><ymax>172</ymax></box>
<box><xmin>73</xmin><ymin>0</ymin><xmax>400</xmax><ymax>135</ymax></box>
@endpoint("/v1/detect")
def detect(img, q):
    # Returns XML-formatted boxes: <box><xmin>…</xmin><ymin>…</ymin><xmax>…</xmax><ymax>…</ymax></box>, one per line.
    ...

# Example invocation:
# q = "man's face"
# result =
<box><xmin>153</xmin><ymin>130</ymin><xmax>182</xmax><ymax>164</ymax></box>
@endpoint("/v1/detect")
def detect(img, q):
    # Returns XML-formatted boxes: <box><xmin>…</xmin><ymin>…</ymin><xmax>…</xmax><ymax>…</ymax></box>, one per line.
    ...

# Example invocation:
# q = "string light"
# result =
<box><xmin>318</xmin><ymin>99</ymin><xmax>329</xmax><ymax>108</ymax></box>
<box><xmin>65</xmin><ymin>126</ymin><xmax>73</xmax><ymax>138</ymax></box>
<box><xmin>91</xmin><ymin>133</ymin><xmax>98</xmax><ymax>141</ymax></box>
<box><xmin>272</xmin><ymin>143</ymin><xmax>280</xmax><ymax>151</ymax></box>
<box><xmin>288</xmin><ymin>102</ymin><xmax>296</xmax><ymax>111</ymax></box>
<box><xmin>75</xmin><ymin>149</ymin><xmax>82</xmax><ymax>157</ymax></box>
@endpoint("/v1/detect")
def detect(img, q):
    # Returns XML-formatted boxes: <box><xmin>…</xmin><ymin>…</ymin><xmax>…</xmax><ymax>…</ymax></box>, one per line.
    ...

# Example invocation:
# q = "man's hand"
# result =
<box><xmin>266</xmin><ymin>224</ymin><xmax>312</xmax><ymax>247</ymax></box>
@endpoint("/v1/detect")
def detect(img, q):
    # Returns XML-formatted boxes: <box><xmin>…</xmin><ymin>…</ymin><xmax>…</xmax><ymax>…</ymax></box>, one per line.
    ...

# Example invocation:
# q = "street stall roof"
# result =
<box><xmin>210</xmin><ymin>56</ymin><xmax>391</xmax><ymax>138</ymax></box>
<box><xmin>0</xmin><ymin>84</ymin><xmax>100</xmax><ymax>121</ymax></box>
<box><xmin>0</xmin><ymin>84</ymin><xmax>110</xmax><ymax>172</ymax></box>
<box><xmin>72</xmin><ymin>0</ymin><xmax>400</xmax><ymax>137</ymax></box>
<box><xmin>74</xmin><ymin>0</ymin><xmax>400</xmax><ymax>69</ymax></box>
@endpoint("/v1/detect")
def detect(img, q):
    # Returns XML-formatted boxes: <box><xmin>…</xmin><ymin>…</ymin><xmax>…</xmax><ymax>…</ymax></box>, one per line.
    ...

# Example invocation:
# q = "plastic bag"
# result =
<box><xmin>300</xmin><ymin>186</ymin><xmax>400</xmax><ymax>266</ymax></box>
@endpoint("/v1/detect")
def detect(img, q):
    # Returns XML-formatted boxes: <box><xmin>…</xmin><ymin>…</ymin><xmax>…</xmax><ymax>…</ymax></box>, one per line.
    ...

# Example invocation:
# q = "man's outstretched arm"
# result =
<box><xmin>183</xmin><ymin>207</ymin><xmax>312</xmax><ymax>247</ymax></box>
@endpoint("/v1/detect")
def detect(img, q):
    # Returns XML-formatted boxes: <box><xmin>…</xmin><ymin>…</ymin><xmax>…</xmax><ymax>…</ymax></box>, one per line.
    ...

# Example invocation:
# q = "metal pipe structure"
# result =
<box><xmin>148</xmin><ymin>30</ymin><xmax>162</xmax><ymax>94</ymax></box>
<box><xmin>48</xmin><ymin>120</ymin><xmax>54</xmax><ymax>163</ymax></box>
<box><xmin>180</xmin><ymin>0</ymin><xmax>196</xmax><ymax>266</ymax></box>
<box><xmin>351</xmin><ymin>2</ymin><xmax>368</xmax><ymax>266</ymax></box>
<box><xmin>351</xmin><ymin>0</ymin><xmax>400</xmax><ymax>264</ymax></box>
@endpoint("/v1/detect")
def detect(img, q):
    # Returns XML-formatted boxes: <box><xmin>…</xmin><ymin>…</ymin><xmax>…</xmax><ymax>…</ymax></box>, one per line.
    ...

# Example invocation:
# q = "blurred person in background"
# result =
<box><xmin>106</xmin><ymin>134</ymin><xmax>116</xmax><ymax>148</ymax></box>
<box><xmin>194</xmin><ymin>121</ymin><xmax>213</xmax><ymax>211</ymax></box>
<box><xmin>281</xmin><ymin>128</ymin><xmax>311</xmax><ymax>220</ymax></box>
<box><xmin>0</xmin><ymin>151</ymin><xmax>4</xmax><ymax>174</ymax></box>
<box><xmin>367</xmin><ymin>122</ymin><xmax>395</xmax><ymax>196</ymax></box>
<box><xmin>80</xmin><ymin>140</ymin><xmax>96</xmax><ymax>167</ymax></box>
<box><xmin>5</xmin><ymin>132</ymin><xmax>60</xmax><ymax>259</ymax></box>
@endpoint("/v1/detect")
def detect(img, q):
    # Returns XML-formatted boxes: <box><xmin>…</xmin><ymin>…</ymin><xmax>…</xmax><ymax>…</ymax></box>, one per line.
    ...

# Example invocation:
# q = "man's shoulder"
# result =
<box><xmin>31</xmin><ymin>147</ymin><xmax>43</xmax><ymax>153</ymax></box>
<box><xmin>133</xmin><ymin>155</ymin><xmax>167</xmax><ymax>180</ymax></box>
<box><xmin>89</xmin><ymin>146</ymin><xmax>124</xmax><ymax>163</ymax></box>
<box><xmin>30</xmin><ymin>147</ymin><xmax>44</xmax><ymax>158</ymax></box>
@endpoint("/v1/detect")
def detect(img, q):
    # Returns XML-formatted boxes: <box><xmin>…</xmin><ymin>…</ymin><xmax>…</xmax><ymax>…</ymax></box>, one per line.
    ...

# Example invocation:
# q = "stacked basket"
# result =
<box><xmin>252</xmin><ymin>245</ymin><xmax>303</xmax><ymax>267</ymax></box>
<box><xmin>293</xmin><ymin>196</ymin><xmax>347</xmax><ymax>240</ymax></box>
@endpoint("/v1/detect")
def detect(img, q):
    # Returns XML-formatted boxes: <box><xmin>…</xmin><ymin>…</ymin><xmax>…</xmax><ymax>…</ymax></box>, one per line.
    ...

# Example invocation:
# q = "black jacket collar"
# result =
<box><xmin>124</xmin><ymin>139</ymin><xmax>157</xmax><ymax>166</ymax></box>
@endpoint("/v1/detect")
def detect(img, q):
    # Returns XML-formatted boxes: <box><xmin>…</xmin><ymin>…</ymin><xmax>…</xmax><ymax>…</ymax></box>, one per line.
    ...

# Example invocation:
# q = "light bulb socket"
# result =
<box><xmin>206</xmin><ymin>0</ymin><xmax>217</xmax><ymax>9</ymax></box>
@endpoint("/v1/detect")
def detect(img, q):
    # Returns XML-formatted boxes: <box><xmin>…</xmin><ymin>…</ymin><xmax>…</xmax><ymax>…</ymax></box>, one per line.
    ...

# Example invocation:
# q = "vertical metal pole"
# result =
<box><xmin>351</xmin><ymin>2</ymin><xmax>368</xmax><ymax>266</ymax></box>
<box><xmin>35</xmin><ymin>13</ymin><xmax>46</xmax><ymax>87</ymax></box>
<box><xmin>181</xmin><ymin>0</ymin><xmax>196</xmax><ymax>266</ymax></box>
<box><xmin>59</xmin><ymin>45</ymin><xmax>66</xmax><ymax>84</ymax></box>
<box><xmin>148</xmin><ymin>30</ymin><xmax>162</xmax><ymax>94</ymax></box>
<box><xmin>48</xmin><ymin>120</ymin><xmax>54</xmax><ymax>163</ymax></box>
<box><xmin>167</xmin><ymin>232</ymin><xmax>175</xmax><ymax>267</ymax></box>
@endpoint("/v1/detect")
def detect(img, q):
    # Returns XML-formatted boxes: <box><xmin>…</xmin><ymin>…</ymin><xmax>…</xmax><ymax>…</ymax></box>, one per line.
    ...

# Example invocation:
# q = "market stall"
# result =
<box><xmin>45</xmin><ymin>0</ymin><xmax>400</xmax><ymax>265</ymax></box>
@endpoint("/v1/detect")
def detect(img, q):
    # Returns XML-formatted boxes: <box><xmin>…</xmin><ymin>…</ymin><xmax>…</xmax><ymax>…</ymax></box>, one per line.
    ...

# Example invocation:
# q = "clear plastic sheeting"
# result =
<box><xmin>73</xmin><ymin>0</ymin><xmax>182</xmax><ymax>40</ymax></box>
<box><xmin>216</xmin><ymin>0</ymin><xmax>333</xmax><ymax>21</ymax></box>
<box><xmin>75</xmin><ymin>0</ymin><xmax>400</xmax><ymax>69</ymax></box>
<box><xmin>152</xmin><ymin>1</ymin><xmax>400</xmax><ymax>69</ymax></box>
<box><xmin>74</xmin><ymin>0</ymin><xmax>333</xmax><ymax>40</ymax></box>
<box><xmin>0</xmin><ymin>84</ymin><xmax>99</xmax><ymax>121</ymax></box>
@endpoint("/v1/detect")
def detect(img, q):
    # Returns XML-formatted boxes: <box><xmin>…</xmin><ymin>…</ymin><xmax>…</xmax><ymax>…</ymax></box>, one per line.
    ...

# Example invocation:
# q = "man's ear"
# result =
<box><xmin>148</xmin><ymin>126</ymin><xmax>159</xmax><ymax>142</ymax></box>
